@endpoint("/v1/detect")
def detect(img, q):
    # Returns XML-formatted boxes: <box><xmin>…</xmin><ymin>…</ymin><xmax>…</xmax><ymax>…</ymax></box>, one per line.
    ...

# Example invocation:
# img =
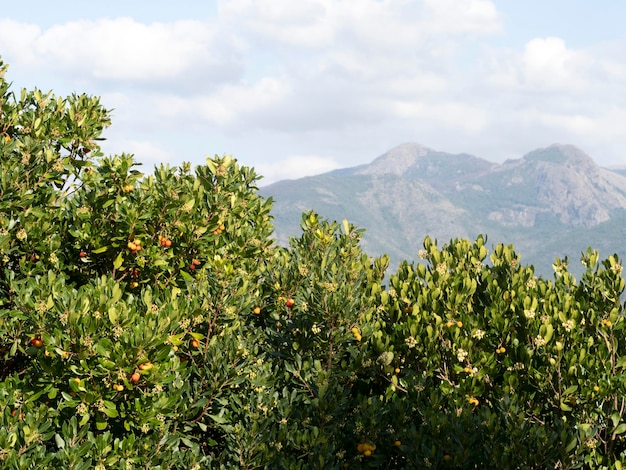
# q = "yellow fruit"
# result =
<box><xmin>456</xmin><ymin>321</ymin><xmax>463</xmax><ymax>328</ymax></box>
<box><xmin>394</xmin><ymin>440</ymin><xmax>401</xmax><ymax>447</ymax></box>
<box><xmin>357</xmin><ymin>443</ymin><xmax>364</xmax><ymax>453</ymax></box>
<box><xmin>443</xmin><ymin>454</ymin><xmax>452</xmax><ymax>461</ymax></box>
<box><xmin>362</xmin><ymin>442</ymin><xmax>376</xmax><ymax>452</ymax></box>
<box><xmin>394</xmin><ymin>368</ymin><xmax>401</xmax><ymax>374</ymax></box>
<box><xmin>351</xmin><ymin>327</ymin><xmax>362</xmax><ymax>341</ymax></box>
<box><xmin>138</xmin><ymin>362</ymin><xmax>153</xmax><ymax>371</ymax></box>
<box><xmin>363</xmin><ymin>449</ymin><xmax>372</xmax><ymax>457</ymax></box>
<box><xmin>253</xmin><ymin>306</ymin><xmax>261</xmax><ymax>315</ymax></box>
<box><xmin>594</xmin><ymin>385</ymin><xmax>600</xmax><ymax>392</ymax></box>
<box><xmin>127</xmin><ymin>241</ymin><xmax>137</xmax><ymax>251</ymax></box>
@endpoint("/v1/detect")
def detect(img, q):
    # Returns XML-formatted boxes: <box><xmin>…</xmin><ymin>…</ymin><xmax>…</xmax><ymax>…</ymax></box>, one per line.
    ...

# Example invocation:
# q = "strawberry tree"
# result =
<box><xmin>0</xmin><ymin>57</ymin><xmax>275</xmax><ymax>468</ymax></box>
<box><xmin>3</xmin><ymin>55</ymin><xmax>626</xmax><ymax>469</ymax></box>
<box><xmin>359</xmin><ymin>237</ymin><xmax>626</xmax><ymax>468</ymax></box>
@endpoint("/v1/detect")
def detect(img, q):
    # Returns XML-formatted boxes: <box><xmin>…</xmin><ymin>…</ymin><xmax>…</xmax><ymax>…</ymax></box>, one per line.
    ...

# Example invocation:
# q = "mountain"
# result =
<box><xmin>260</xmin><ymin>143</ymin><xmax>626</xmax><ymax>276</ymax></box>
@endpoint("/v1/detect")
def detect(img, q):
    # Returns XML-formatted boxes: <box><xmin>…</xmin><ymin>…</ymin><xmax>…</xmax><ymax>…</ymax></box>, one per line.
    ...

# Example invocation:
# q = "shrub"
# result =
<box><xmin>0</xmin><ymin>57</ymin><xmax>275</xmax><ymax>468</ymax></box>
<box><xmin>2</xmin><ymin>56</ymin><xmax>626</xmax><ymax>469</ymax></box>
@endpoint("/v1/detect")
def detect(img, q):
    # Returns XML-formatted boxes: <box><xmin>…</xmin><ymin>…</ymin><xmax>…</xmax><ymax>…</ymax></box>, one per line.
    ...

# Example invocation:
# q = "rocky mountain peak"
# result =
<box><xmin>523</xmin><ymin>143</ymin><xmax>596</xmax><ymax>168</ymax></box>
<box><xmin>356</xmin><ymin>142</ymin><xmax>431</xmax><ymax>176</ymax></box>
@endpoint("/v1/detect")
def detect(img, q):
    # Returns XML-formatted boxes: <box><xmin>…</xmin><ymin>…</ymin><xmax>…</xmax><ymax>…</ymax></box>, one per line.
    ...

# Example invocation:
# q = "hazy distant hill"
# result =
<box><xmin>260</xmin><ymin>143</ymin><xmax>626</xmax><ymax>276</ymax></box>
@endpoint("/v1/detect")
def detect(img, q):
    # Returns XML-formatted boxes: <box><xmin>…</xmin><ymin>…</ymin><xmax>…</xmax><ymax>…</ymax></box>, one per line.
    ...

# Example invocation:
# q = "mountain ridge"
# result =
<box><xmin>260</xmin><ymin>143</ymin><xmax>626</xmax><ymax>276</ymax></box>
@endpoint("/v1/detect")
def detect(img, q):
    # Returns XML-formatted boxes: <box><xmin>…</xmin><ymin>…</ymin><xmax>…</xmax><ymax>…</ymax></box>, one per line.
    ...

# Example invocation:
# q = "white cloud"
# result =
<box><xmin>381</xmin><ymin>99</ymin><xmax>489</xmax><ymax>135</ymax></box>
<box><xmin>103</xmin><ymin>139</ymin><xmax>171</xmax><ymax>167</ymax></box>
<box><xmin>0</xmin><ymin>20</ymin><xmax>41</xmax><ymax>64</ymax></box>
<box><xmin>256</xmin><ymin>155</ymin><xmax>340</xmax><ymax>185</ymax></box>
<box><xmin>155</xmin><ymin>76</ymin><xmax>293</xmax><ymax>129</ymax></box>
<box><xmin>0</xmin><ymin>17</ymin><xmax>241</xmax><ymax>87</ymax></box>
<box><xmin>521</xmin><ymin>37</ymin><xmax>591</xmax><ymax>90</ymax></box>
<box><xmin>422</xmin><ymin>0</ymin><xmax>502</xmax><ymax>35</ymax></box>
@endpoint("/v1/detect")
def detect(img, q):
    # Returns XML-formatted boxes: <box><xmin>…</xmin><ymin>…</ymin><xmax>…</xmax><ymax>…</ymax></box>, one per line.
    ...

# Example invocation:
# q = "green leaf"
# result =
<box><xmin>209</xmin><ymin>413</ymin><xmax>228</xmax><ymax>424</ymax></box>
<box><xmin>102</xmin><ymin>407</ymin><xmax>118</xmax><ymax>418</ymax></box>
<box><xmin>342</xmin><ymin>219</ymin><xmax>350</xmax><ymax>234</ymax></box>
<box><xmin>563</xmin><ymin>385</ymin><xmax>578</xmax><ymax>395</ymax></box>
<box><xmin>113</xmin><ymin>252</ymin><xmax>124</xmax><ymax>270</ymax></box>
<box><xmin>108</xmin><ymin>306</ymin><xmax>118</xmax><ymax>323</ymax></box>
<box><xmin>54</xmin><ymin>433</ymin><xmax>65</xmax><ymax>449</ymax></box>
<box><xmin>612</xmin><ymin>413</ymin><xmax>621</xmax><ymax>428</ymax></box>
<box><xmin>79</xmin><ymin>413</ymin><xmax>90</xmax><ymax>426</ymax></box>
<box><xmin>565</xmin><ymin>437</ymin><xmax>577</xmax><ymax>453</ymax></box>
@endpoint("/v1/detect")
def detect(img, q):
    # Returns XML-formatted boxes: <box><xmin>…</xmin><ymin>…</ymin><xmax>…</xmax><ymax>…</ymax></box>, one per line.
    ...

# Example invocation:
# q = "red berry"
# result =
<box><xmin>79</xmin><ymin>251</ymin><xmax>86</xmax><ymax>258</ymax></box>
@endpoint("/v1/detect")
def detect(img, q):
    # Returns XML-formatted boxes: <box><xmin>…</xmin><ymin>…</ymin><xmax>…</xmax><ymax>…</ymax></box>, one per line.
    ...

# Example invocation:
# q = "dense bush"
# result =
<box><xmin>2</xmin><ymin>57</ymin><xmax>626</xmax><ymax>469</ymax></box>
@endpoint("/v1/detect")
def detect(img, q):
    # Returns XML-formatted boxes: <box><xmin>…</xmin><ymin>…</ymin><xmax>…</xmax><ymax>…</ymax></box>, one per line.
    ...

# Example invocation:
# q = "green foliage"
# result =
<box><xmin>3</xmin><ymin>56</ymin><xmax>626</xmax><ymax>469</ymax></box>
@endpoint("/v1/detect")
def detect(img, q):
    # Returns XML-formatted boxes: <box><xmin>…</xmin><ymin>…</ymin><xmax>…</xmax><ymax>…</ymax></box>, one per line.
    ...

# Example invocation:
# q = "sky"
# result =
<box><xmin>1</xmin><ymin>1</ymin><xmax>625</xmax><ymax>185</ymax></box>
